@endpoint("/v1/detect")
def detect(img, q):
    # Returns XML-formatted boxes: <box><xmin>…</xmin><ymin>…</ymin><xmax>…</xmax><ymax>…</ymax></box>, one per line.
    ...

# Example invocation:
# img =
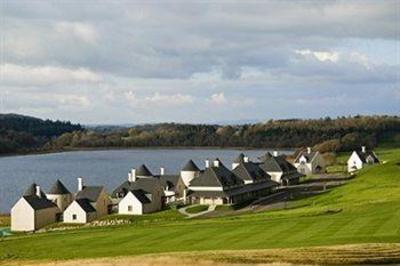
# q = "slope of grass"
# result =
<box><xmin>0</xmin><ymin>148</ymin><xmax>399</xmax><ymax>262</ymax></box>
<box><xmin>185</xmin><ymin>205</ymin><xmax>209</xmax><ymax>214</ymax></box>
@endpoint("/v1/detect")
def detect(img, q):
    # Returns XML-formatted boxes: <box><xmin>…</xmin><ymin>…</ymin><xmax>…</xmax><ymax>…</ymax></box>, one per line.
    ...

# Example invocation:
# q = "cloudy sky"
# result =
<box><xmin>0</xmin><ymin>1</ymin><xmax>399</xmax><ymax>124</ymax></box>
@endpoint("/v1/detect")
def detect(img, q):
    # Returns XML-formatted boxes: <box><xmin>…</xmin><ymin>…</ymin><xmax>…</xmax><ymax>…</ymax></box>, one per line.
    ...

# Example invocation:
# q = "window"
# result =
<box><xmin>128</xmin><ymin>205</ymin><xmax>133</xmax><ymax>212</ymax></box>
<box><xmin>72</xmin><ymin>214</ymin><xmax>77</xmax><ymax>220</ymax></box>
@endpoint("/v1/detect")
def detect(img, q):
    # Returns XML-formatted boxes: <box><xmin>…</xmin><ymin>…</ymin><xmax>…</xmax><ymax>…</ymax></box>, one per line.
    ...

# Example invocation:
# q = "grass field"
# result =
<box><xmin>185</xmin><ymin>205</ymin><xmax>209</xmax><ymax>214</ymax></box>
<box><xmin>0</xmin><ymin>148</ymin><xmax>399</xmax><ymax>264</ymax></box>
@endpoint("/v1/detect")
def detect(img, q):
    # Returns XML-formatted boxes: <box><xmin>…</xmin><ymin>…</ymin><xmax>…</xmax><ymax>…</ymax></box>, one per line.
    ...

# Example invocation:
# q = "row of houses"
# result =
<box><xmin>11</xmin><ymin>147</ymin><xmax>378</xmax><ymax>232</ymax></box>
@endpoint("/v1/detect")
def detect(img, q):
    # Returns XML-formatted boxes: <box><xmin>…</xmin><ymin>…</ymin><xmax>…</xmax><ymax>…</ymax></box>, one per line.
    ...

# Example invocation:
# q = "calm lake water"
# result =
<box><xmin>0</xmin><ymin>148</ymin><xmax>293</xmax><ymax>213</ymax></box>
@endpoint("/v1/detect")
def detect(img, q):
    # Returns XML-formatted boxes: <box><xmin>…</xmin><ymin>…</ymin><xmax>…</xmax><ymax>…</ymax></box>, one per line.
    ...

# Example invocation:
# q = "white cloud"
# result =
<box><xmin>295</xmin><ymin>50</ymin><xmax>340</xmax><ymax>62</ymax></box>
<box><xmin>209</xmin><ymin>92</ymin><xmax>227</xmax><ymax>105</ymax></box>
<box><xmin>124</xmin><ymin>91</ymin><xmax>194</xmax><ymax>107</ymax></box>
<box><xmin>0</xmin><ymin>64</ymin><xmax>102</xmax><ymax>86</ymax></box>
<box><xmin>54</xmin><ymin>21</ymin><xmax>98</xmax><ymax>44</ymax></box>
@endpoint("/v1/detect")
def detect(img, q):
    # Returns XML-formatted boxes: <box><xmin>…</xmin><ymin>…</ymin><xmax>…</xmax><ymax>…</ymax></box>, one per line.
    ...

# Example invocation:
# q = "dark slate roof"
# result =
<box><xmin>76</xmin><ymin>186</ymin><xmax>104</xmax><ymax>202</ymax></box>
<box><xmin>75</xmin><ymin>198</ymin><xmax>96</xmax><ymax>213</ymax></box>
<box><xmin>258</xmin><ymin>152</ymin><xmax>273</xmax><ymax>162</ymax></box>
<box><xmin>131</xmin><ymin>189</ymin><xmax>152</xmax><ymax>204</ymax></box>
<box><xmin>233</xmin><ymin>153</ymin><xmax>245</xmax><ymax>163</ymax></box>
<box><xmin>158</xmin><ymin>175</ymin><xmax>181</xmax><ymax>191</ymax></box>
<box><xmin>232</xmin><ymin>161</ymin><xmax>270</xmax><ymax>182</ymax></box>
<box><xmin>355</xmin><ymin>151</ymin><xmax>380</xmax><ymax>163</ymax></box>
<box><xmin>48</xmin><ymin>179</ymin><xmax>71</xmax><ymax>195</ymax></box>
<box><xmin>188</xmin><ymin>179</ymin><xmax>278</xmax><ymax>198</ymax></box>
<box><xmin>189</xmin><ymin>162</ymin><xmax>243</xmax><ymax>188</ymax></box>
<box><xmin>260</xmin><ymin>155</ymin><xmax>297</xmax><ymax>173</ymax></box>
<box><xmin>182</xmin><ymin>160</ymin><xmax>200</xmax><ymax>171</ymax></box>
<box><xmin>23</xmin><ymin>183</ymin><xmax>46</xmax><ymax>198</ymax></box>
<box><xmin>136</xmin><ymin>164</ymin><xmax>153</xmax><ymax>177</ymax></box>
<box><xmin>23</xmin><ymin>195</ymin><xmax>57</xmax><ymax>210</ymax></box>
<box><xmin>294</xmin><ymin>151</ymin><xmax>318</xmax><ymax>163</ymax></box>
<box><xmin>112</xmin><ymin>178</ymin><xmax>161</xmax><ymax>198</ymax></box>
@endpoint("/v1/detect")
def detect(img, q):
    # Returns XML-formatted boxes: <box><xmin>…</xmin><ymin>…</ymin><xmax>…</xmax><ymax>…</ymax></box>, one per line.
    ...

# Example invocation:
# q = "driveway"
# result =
<box><xmin>178</xmin><ymin>205</ymin><xmax>216</xmax><ymax>218</ymax></box>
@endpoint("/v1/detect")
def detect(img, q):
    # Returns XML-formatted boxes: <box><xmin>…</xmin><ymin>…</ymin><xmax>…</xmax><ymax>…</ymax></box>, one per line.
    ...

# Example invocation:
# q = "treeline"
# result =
<box><xmin>0</xmin><ymin>114</ymin><xmax>82</xmax><ymax>154</ymax></box>
<box><xmin>46</xmin><ymin>116</ymin><xmax>400</xmax><ymax>152</ymax></box>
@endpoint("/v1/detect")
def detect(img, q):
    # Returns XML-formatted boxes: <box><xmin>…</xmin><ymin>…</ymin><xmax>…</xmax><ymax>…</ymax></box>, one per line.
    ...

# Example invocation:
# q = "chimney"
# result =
<box><xmin>273</xmin><ymin>151</ymin><xmax>278</xmax><ymax>157</ymax></box>
<box><xmin>77</xmin><ymin>177</ymin><xmax>83</xmax><ymax>192</ymax></box>
<box><xmin>131</xmin><ymin>169</ymin><xmax>136</xmax><ymax>182</ymax></box>
<box><xmin>35</xmin><ymin>185</ymin><xmax>41</xmax><ymax>198</ymax></box>
<box><xmin>307</xmin><ymin>147</ymin><xmax>312</xmax><ymax>154</ymax></box>
<box><xmin>205</xmin><ymin>160</ymin><xmax>210</xmax><ymax>168</ymax></box>
<box><xmin>160</xmin><ymin>167</ymin><xmax>165</xmax><ymax>176</ymax></box>
<box><xmin>361</xmin><ymin>146</ymin><xmax>366</xmax><ymax>153</ymax></box>
<box><xmin>244</xmin><ymin>156</ymin><xmax>249</xmax><ymax>163</ymax></box>
<box><xmin>128</xmin><ymin>173</ymin><xmax>133</xmax><ymax>182</ymax></box>
<box><xmin>213</xmin><ymin>160</ymin><xmax>220</xmax><ymax>167</ymax></box>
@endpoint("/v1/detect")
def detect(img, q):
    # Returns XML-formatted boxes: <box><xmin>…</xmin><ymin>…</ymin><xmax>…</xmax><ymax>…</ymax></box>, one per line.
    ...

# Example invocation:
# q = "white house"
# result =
<box><xmin>112</xmin><ymin>164</ymin><xmax>164</xmax><ymax>214</ymax></box>
<box><xmin>63</xmin><ymin>199</ymin><xmax>97</xmax><ymax>223</ymax></box>
<box><xmin>63</xmin><ymin>177</ymin><xmax>111</xmax><ymax>223</ymax></box>
<box><xmin>118</xmin><ymin>190</ymin><xmax>155</xmax><ymax>215</ymax></box>
<box><xmin>259</xmin><ymin>152</ymin><xmax>303</xmax><ymax>185</ymax></box>
<box><xmin>11</xmin><ymin>183</ymin><xmax>59</xmax><ymax>232</ymax></box>
<box><xmin>347</xmin><ymin>146</ymin><xmax>380</xmax><ymax>172</ymax></box>
<box><xmin>294</xmin><ymin>147</ymin><xmax>326</xmax><ymax>175</ymax></box>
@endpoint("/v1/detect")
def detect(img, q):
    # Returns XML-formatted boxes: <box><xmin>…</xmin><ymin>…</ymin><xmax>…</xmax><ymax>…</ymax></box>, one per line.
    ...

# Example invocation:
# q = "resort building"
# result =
<box><xmin>112</xmin><ymin>164</ymin><xmax>164</xmax><ymax>215</ymax></box>
<box><xmin>187</xmin><ymin>158</ymin><xmax>278</xmax><ymax>205</ymax></box>
<box><xmin>11</xmin><ymin>183</ymin><xmax>59</xmax><ymax>232</ymax></box>
<box><xmin>294</xmin><ymin>147</ymin><xmax>326</xmax><ymax>175</ymax></box>
<box><xmin>63</xmin><ymin>177</ymin><xmax>111</xmax><ymax>223</ymax></box>
<box><xmin>347</xmin><ymin>146</ymin><xmax>380</xmax><ymax>172</ymax></box>
<box><xmin>259</xmin><ymin>152</ymin><xmax>304</xmax><ymax>185</ymax></box>
<box><xmin>46</xmin><ymin>179</ymin><xmax>73</xmax><ymax>213</ymax></box>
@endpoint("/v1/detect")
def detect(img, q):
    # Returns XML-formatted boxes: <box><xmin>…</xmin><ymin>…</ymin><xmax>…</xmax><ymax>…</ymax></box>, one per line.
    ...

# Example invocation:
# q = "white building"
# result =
<box><xmin>259</xmin><ymin>152</ymin><xmax>303</xmax><ymax>185</ymax></box>
<box><xmin>294</xmin><ymin>147</ymin><xmax>326</xmax><ymax>175</ymax></box>
<box><xmin>63</xmin><ymin>177</ymin><xmax>111</xmax><ymax>223</ymax></box>
<box><xmin>118</xmin><ymin>190</ymin><xmax>155</xmax><ymax>215</ymax></box>
<box><xmin>347</xmin><ymin>146</ymin><xmax>380</xmax><ymax>172</ymax></box>
<box><xmin>11</xmin><ymin>183</ymin><xmax>59</xmax><ymax>232</ymax></box>
<box><xmin>112</xmin><ymin>164</ymin><xmax>164</xmax><ymax>215</ymax></box>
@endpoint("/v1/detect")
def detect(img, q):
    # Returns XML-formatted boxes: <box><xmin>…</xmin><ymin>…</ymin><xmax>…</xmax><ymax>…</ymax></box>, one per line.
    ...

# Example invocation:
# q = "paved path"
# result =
<box><xmin>178</xmin><ymin>205</ymin><xmax>216</xmax><ymax>218</ymax></box>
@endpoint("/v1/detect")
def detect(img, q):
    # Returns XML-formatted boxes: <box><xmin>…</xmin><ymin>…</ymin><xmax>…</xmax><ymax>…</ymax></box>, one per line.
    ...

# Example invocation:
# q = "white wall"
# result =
<box><xmin>118</xmin><ymin>192</ymin><xmax>143</xmax><ymax>215</ymax></box>
<box><xmin>63</xmin><ymin>201</ymin><xmax>91</xmax><ymax>224</ymax></box>
<box><xmin>347</xmin><ymin>152</ymin><xmax>363</xmax><ymax>172</ymax></box>
<box><xmin>181</xmin><ymin>171</ymin><xmax>199</xmax><ymax>187</ymax></box>
<box><xmin>11</xmin><ymin>198</ymin><xmax>35</xmax><ymax>231</ymax></box>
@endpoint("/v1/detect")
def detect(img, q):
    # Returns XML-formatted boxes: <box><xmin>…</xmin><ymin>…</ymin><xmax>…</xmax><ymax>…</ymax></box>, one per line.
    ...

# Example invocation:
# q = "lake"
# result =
<box><xmin>0</xmin><ymin>148</ymin><xmax>293</xmax><ymax>213</ymax></box>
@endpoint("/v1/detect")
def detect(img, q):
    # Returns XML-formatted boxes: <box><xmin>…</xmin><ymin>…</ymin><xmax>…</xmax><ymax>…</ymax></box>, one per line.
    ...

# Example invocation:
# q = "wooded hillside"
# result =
<box><xmin>47</xmin><ymin>116</ymin><xmax>400</xmax><ymax>152</ymax></box>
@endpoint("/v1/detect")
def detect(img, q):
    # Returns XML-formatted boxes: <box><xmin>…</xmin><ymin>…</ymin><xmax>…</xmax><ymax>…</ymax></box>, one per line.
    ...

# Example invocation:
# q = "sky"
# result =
<box><xmin>0</xmin><ymin>0</ymin><xmax>399</xmax><ymax>124</ymax></box>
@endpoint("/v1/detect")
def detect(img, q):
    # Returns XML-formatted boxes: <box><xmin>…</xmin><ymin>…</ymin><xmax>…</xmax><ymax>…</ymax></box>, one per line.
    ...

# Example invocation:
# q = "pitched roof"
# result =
<box><xmin>158</xmin><ymin>175</ymin><xmax>181</xmax><ymax>190</ymax></box>
<box><xmin>189</xmin><ymin>162</ymin><xmax>243</xmax><ymax>188</ymax></box>
<box><xmin>23</xmin><ymin>195</ymin><xmax>57</xmax><ymax>210</ymax></box>
<box><xmin>260</xmin><ymin>155</ymin><xmax>297</xmax><ymax>173</ymax></box>
<box><xmin>136</xmin><ymin>164</ymin><xmax>153</xmax><ymax>177</ymax></box>
<box><xmin>258</xmin><ymin>152</ymin><xmax>273</xmax><ymax>162</ymax></box>
<box><xmin>112</xmin><ymin>178</ymin><xmax>161</xmax><ymax>198</ymax></box>
<box><xmin>23</xmin><ymin>183</ymin><xmax>46</xmax><ymax>198</ymax></box>
<box><xmin>233</xmin><ymin>153</ymin><xmax>245</xmax><ymax>163</ymax></box>
<box><xmin>48</xmin><ymin>179</ymin><xmax>71</xmax><ymax>195</ymax></box>
<box><xmin>355</xmin><ymin>151</ymin><xmax>379</xmax><ymax>163</ymax></box>
<box><xmin>182</xmin><ymin>160</ymin><xmax>200</xmax><ymax>171</ymax></box>
<box><xmin>75</xmin><ymin>198</ymin><xmax>96</xmax><ymax>213</ymax></box>
<box><xmin>76</xmin><ymin>186</ymin><xmax>104</xmax><ymax>202</ymax></box>
<box><xmin>130</xmin><ymin>189</ymin><xmax>152</xmax><ymax>204</ymax></box>
<box><xmin>232</xmin><ymin>161</ymin><xmax>270</xmax><ymax>182</ymax></box>
<box><xmin>294</xmin><ymin>151</ymin><xmax>318</xmax><ymax>163</ymax></box>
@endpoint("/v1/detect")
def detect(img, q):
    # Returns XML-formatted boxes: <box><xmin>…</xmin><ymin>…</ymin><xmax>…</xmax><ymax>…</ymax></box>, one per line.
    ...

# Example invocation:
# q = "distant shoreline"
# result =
<box><xmin>0</xmin><ymin>146</ymin><xmax>296</xmax><ymax>158</ymax></box>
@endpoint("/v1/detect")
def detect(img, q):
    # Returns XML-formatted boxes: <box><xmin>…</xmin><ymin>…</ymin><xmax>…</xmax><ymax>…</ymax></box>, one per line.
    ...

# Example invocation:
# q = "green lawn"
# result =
<box><xmin>0</xmin><ymin>148</ymin><xmax>399</xmax><ymax>262</ymax></box>
<box><xmin>185</xmin><ymin>205</ymin><xmax>209</xmax><ymax>214</ymax></box>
